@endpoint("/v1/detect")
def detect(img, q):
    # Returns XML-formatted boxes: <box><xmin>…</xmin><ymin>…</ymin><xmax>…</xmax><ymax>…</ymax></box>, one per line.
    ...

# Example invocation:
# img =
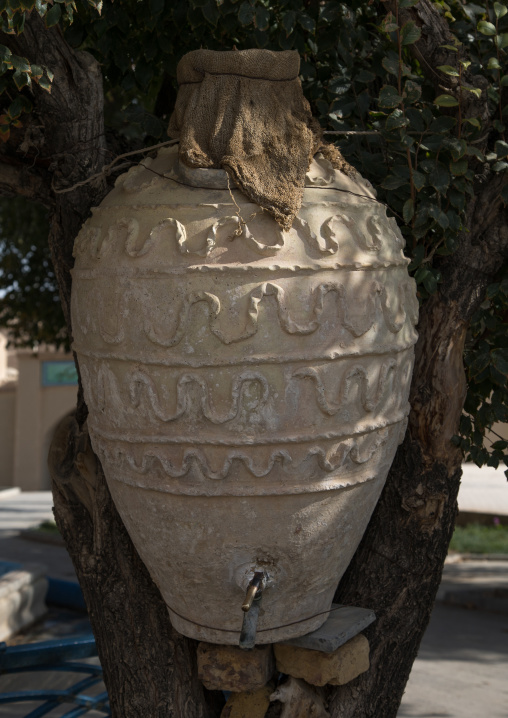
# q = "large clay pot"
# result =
<box><xmin>71</xmin><ymin>145</ymin><xmax>418</xmax><ymax>644</ymax></box>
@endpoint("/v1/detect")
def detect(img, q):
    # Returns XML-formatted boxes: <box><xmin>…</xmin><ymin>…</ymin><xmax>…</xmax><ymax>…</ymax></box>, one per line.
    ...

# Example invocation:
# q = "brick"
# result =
<box><xmin>197</xmin><ymin>642</ymin><xmax>275</xmax><ymax>692</ymax></box>
<box><xmin>274</xmin><ymin>633</ymin><xmax>369</xmax><ymax>687</ymax></box>
<box><xmin>220</xmin><ymin>683</ymin><xmax>272</xmax><ymax>717</ymax></box>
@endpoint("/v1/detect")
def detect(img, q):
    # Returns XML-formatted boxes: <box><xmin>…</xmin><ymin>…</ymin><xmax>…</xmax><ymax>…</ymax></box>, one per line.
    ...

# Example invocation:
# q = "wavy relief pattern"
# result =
<box><xmin>323</xmin><ymin>214</ymin><xmax>383</xmax><ymax>253</ymax></box>
<box><xmin>74</xmin><ymin>210</ymin><xmax>401</xmax><ymax>262</ymax></box>
<box><xmin>96</xmin><ymin>428</ymin><xmax>390</xmax><ymax>480</ymax></box>
<box><xmin>129</xmin><ymin>370</ymin><xmax>269</xmax><ymax>423</ymax></box>
<box><xmin>145</xmin><ymin>280</ymin><xmax>418</xmax><ymax>348</ymax></box>
<box><xmin>293</xmin><ymin>360</ymin><xmax>399</xmax><ymax>415</ymax></box>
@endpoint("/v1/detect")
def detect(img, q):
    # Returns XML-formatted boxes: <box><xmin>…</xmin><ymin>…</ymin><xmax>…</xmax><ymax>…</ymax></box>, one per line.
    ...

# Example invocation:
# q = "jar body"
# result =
<box><xmin>71</xmin><ymin>146</ymin><xmax>418</xmax><ymax>644</ymax></box>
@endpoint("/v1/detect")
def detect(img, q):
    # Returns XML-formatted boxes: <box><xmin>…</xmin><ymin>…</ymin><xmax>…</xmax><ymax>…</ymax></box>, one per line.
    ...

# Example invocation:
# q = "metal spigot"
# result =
<box><xmin>241</xmin><ymin>571</ymin><xmax>264</xmax><ymax>612</ymax></box>
<box><xmin>239</xmin><ymin>571</ymin><xmax>265</xmax><ymax>651</ymax></box>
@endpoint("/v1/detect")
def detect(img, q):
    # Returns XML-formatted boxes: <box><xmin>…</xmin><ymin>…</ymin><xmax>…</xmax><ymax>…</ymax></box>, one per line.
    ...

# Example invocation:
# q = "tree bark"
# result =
<box><xmin>328</xmin><ymin>178</ymin><xmax>508</xmax><ymax>716</ymax></box>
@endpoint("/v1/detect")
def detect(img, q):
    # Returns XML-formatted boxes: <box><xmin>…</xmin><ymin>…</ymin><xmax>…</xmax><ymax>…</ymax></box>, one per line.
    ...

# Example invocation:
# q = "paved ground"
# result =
<box><xmin>0</xmin><ymin>465</ymin><xmax>507</xmax><ymax>717</ymax></box>
<box><xmin>398</xmin><ymin>603</ymin><xmax>508</xmax><ymax>718</ymax></box>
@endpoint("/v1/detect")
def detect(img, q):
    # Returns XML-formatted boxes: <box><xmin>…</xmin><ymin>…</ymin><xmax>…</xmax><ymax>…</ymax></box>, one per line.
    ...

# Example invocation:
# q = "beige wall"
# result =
<box><xmin>0</xmin><ymin>351</ymin><xmax>77</xmax><ymax>491</ymax></box>
<box><xmin>13</xmin><ymin>353</ymin><xmax>77</xmax><ymax>491</ymax></box>
<box><xmin>0</xmin><ymin>385</ymin><xmax>16</xmax><ymax>486</ymax></box>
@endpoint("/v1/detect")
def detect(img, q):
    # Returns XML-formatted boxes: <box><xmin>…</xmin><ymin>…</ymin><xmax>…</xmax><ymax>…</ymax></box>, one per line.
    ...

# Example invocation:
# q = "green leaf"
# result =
<box><xmin>414</xmin><ymin>266</ymin><xmax>431</xmax><ymax>285</ymax></box>
<box><xmin>0</xmin><ymin>45</ymin><xmax>12</xmax><ymax>62</ymax></box>
<box><xmin>30</xmin><ymin>63</ymin><xmax>43</xmax><ymax>80</ymax></box>
<box><xmin>468</xmin><ymin>352</ymin><xmax>490</xmax><ymax>378</ymax></box>
<box><xmin>403</xmin><ymin>198</ymin><xmax>414</xmax><ymax>222</ymax></box>
<box><xmin>430</xmin><ymin>116</ymin><xmax>456</xmax><ymax>133</ymax></box>
<box><xmin>495</xmin><ymin>140</ymin><xmax>508</xmax><ymax>158</ymax></box>
<box><xmin>488</xmin><ymin>57</ymin><xmax>501</xmax><ymax>70</ymax></box>
<box><xmin>490</xmin><ymin>365</ymin><xmax>507</xmax><ymax>387</ymax></box>
<box><xmin>381</xmin><ymin>175</ymin><xmax>407</xmax><ymax>190</ymax></box>
<box><xmin>380</xmin><ymin>12</ymin><xmax>398</xmax><ymax>33</ymax></box>
<box><xmin>403</xmin><ymin>79</ymin><xmax>421</xmax><ymax>103</ymax></box>
<box><xmin>400</xmin><ymin>20</ymin><xmax>421</xmax><ymax>45</ymax></box>
<box><xmin>8</xmin><ymin>94</ymin><xmax>31</xmax><ymax>118</ymax></box>
<box><xmin>440</xmin><ymin>44</ymin><xmax>459</xmax><ymax>52</ymax></box>
<box><xmin>406</xmin><ymin>107</ymin><xmax>426</xmax><ymax>132</ymax></box>
<box><xmin>465</xmin><ymin>117</ymin><xmax>481</xmax><ymax>128</ymax></box>
<box><xmin>464</xmin><ymin>86</ymin><xmax>482</xmax><ymax>98</ymax></box>
<box><xmin>466</xmin><ymin>145</ymin><xmax>486</xmax><ymax>161</ymax></box>
<box><xmin>429</xmin><ymin>166</ymin><xmax>450</xmax><ymax>194</ymax></box>
<box><xmin>254</xmin><ymin>28</ymin><xmax>268</xmax><ymax>48</ymax></box>
<box><xmin>437</xmin><ymin>64</ymin><xmax>459</xmax><ymax>77</ymax></box>
<box><xmin>412</xmin><ymin>170</ymin><xmax>425</xmax><ymax>190</ymax></box>
<box><xmin>297</xmin><ymin>11</ymin><xmax>315</xmax><ymax>33</ymax></box>
<box><xmin>501</xmin><ymin>75</ymin><xmax>508</xmax><ymax>87</ymax></box>
<box><xmin>408</xmin><ymin>243</ymin><xmax>425</xmax><ymax>270</ymax></box>
<box><xmin>143</xmin><ymin>113</ymin><xmax>163</xmax><ymax>138</ymax></box>
<box><xmin>329</xmin><ymin>77</ymin><xmax>351</xmax><ymax>96</ymax></box>
<box><xmin>45</xmin><ymin>1</ymin><xmax>61</xmax><ymax>26</ymax></box>
<box><xmin>450</xmin><ymin>158</ymin><xmax>468</xmax><ymax>175</ymax></box>
<box><xmin>382</xmin><ymin>56</ymin><xmax>399</xmax><ymax>76</ymax></box>
<box><xmin>202</xmin><ymin>0</ymin><xmax>219</xmax><ymax>26</ymax></box>
<box><xmin>149</xmin><ymin>0</ymin><xmax>164</xmax><ymax>15</ymax></box>
<box><xmin>491</xmin><ymin>349</ymin><xmax>508</xmax><ymax>376</ymax></box>
<box><xmin>255</xmin><ymin>6</ymin><xmax>270</xmax><ymax>31</ymax></box>
<box><xmin>38</xmin><ymin>75</ymin><xmax>52</xmax><ymax>92</ymax></box>
<box><xmin>355</xmin><ymin>69</ymin><xmax>376</xmax><ymax>84</ymax></box>
<box><xmin>428</xmin><ymin>205</ymin><xmax>449</xmax><ymax>229</ymax></box>
<box><xmin>282</xmin><ymin>10</ymin><xmax>296</xmax><ymax>35</ymax></box>
<box><xmin>434</xmin><ymin>94</ymin><xmax>459</xmax><ymax>107</ymax></box>
<box><xmin>493</xmin><ymin>160</ymin><xmax>508</xmax><ymax>171</ymax></box>
<box><xmin>494</xmin><ymin>2</ymin><xmax>507</xmax><ymax>18</ymax></box>
<box><xmin>477</xmin><ymin>20</ymin><xmax>496</xmax><ymax>35</ymax></box>
<box><xmin>491</xmin><ymin>440</ymin><xmax>508</xmax><ymax>450</ymax></box>
<box><xmin>385</xmin><ymin>108</ymin><xmax>409</xmax><ymax>130</ymax></box>
<box><xmin>378</xmin><ymin>85</ymin><xmax>402</xmax><ymax>108</ymax></box>
<box><xmin>499</xmin><ymin>33</ymin><xmax>508</xmax><ymax>49</ymax></box>
<box><xmin>238</xmin><ymin>1</ymin><xmax>255</xmax><ymax>26</ymax></box>
<box><xmin>444</xmin><ymin>137</ymin><xmax>467</xmax><ymax>160</ymax></box>
<box><xmin>423</xmin><ymin>271</ymin><xmax>439</xmax><ymax>294</ymax></box>
<box><xmin>12</xmin><ymin>70</ymin><xmax>30</xmax><ymax>90</ymax></box>
<box><xmin>449</xmin><ymin>188</ymin><xmax>465</xmax><ymax>210</ymax></box>
<box><xmin>10</xmin><ymin>54</ymin><xmax>30</xmax><ymax>73</ymax></box>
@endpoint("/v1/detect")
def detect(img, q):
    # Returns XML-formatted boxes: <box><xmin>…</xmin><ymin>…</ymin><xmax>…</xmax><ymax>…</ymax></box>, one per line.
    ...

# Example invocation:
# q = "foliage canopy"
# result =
<box><xmin>0</xmin><ymin>0</ymin><xmax>506</xmax><ymax>474</ymax></box>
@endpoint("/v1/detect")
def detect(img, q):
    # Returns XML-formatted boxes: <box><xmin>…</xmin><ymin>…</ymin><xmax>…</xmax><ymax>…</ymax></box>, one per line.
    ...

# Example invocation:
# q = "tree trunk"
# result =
<box><xmin>1</xmin><ymin>13</ymin><xmax>221</xmax><ymax>718</ymax></box>
<box><xmin>1</xmin><ymin>5</ymin><xmax>506</xmax><ymax>718</ymax></box>
<box><xmin>327</xmin><ymin>155</ymin><xmax>508</xmax><ymax>718</ymax></box>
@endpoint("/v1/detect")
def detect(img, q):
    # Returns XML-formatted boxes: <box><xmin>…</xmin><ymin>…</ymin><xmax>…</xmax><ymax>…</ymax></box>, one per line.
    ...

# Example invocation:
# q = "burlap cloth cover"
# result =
<box><xmin>168</xmin><ymin>49</ymin><xmax>352</xmax><ymax>230</ymax></box>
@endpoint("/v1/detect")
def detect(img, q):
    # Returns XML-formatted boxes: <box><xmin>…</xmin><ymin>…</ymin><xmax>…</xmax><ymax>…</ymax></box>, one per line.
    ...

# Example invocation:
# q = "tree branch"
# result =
<box><xmin>387</xmin><ymin>0</ymin><xmax>490</xmax><ymax>128</ymax></box>
<box><xmin>0</xmin><ymin>159</ymin><xmax>51</xmax><ymax>205</ymax></box>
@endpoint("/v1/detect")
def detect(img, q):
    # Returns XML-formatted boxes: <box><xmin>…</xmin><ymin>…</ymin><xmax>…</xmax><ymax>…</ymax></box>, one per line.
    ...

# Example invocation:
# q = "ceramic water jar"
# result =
<box><xmin>71</xmin><ymin>145</ymin><xmax>418</xmax><ymax>644</ymax></box>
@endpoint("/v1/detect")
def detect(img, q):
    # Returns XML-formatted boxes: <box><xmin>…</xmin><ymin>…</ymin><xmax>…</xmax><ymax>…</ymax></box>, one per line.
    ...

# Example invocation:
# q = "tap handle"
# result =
<box><xmin>241</xmin><ymin>571</ymin><xmax>264</xmax><ymax>613</ymax></box>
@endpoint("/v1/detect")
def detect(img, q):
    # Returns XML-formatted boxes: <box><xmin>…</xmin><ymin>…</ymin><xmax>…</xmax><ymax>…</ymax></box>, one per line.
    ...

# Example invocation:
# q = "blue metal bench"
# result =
<box><xmin>0</xmin><ymin>635</ymin><xmax>110</xmax><ymax>717</ymax></box>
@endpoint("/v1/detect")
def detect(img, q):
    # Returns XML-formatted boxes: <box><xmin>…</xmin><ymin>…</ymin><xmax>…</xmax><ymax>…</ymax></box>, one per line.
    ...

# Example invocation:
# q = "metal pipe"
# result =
<box><xmin>239</xmin><ymin>572</ymin><xmax>265</xmax><ymax>650</ymax></box>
